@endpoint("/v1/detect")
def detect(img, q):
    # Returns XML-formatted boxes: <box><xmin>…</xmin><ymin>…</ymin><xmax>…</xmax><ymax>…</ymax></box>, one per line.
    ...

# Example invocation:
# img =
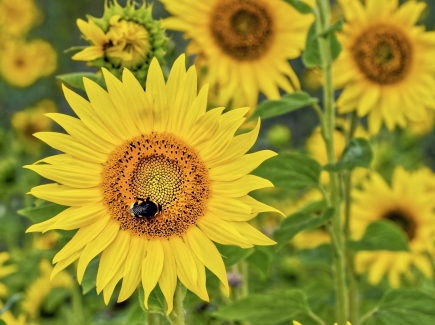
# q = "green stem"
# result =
<box><xmin>314</xmin><ymin>0</ymin><xmax>348</xmax><ymax>324</ymax></box>
<box><xmin>357</xmin><ymin>307</ymin><xmax>378</xmax><ymax>325</ymax></box>
<box><xmin>237</xmin><ymin>262</ymin><xmax>251</xmax><ymax>325</ymax></box>
<box><xmin>308</xmin><ymin>310</ymin><xmax>327</xmax><ymax>325</ymax></box>
<box><xmin>344</xmin><ymin>112</ymin><xmax>358</xmax><ymax>325</ymax></box>
<box><xmin>148</xmin><ymin>313</ymin><xmax>159</xmax><ymax>325</ymax></box>
<box><xmin>167</xmin><ymin>282</ymin><xmax>185</xmax><ymax>325</ymax></box>
<box><xmin>71</xmin><ymin>281</ymin><xmax>85</xmax><ymax>325</ymax></box>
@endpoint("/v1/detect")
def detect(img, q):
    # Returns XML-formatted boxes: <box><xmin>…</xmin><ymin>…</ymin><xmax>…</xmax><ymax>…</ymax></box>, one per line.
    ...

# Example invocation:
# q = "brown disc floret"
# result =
<box><xmin>101</xmin><ymin>132</ymin><xmax>210</xmax><ymax>239</ymax></box>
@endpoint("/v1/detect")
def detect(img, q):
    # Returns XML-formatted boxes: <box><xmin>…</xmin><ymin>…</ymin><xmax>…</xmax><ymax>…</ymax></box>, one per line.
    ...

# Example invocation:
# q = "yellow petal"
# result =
<box><xmin>84</xmin><ymin>77</ymin><xmax>130</xmax><ymax>141</ymax></box>
<box><xmin>186</xmin><ymin>107</ymin><xmax>225</xmax><ymax>147</ymax></box>
<box><xmin>29</xmin><ymin>183</ymin><xmax>102</xmax><ymax>206</ymax></box>
<box><xmin>197</xmin><ymin>212</ymin><xmax>253</xmax><ymax>248</ymax></box>
<box><xmin>53</xmin><ymin>214</ymin><xmax>110</xmax><ymax>263</ymax></box>
<box><xmin>51</xmin><ymin>249</ymin><xmax>82</xmax><ymax>280</ymax></box>
<box><xmin>182</xmin><ymin>84</ymin><xmax>208</xmax><ymax>137</ymax></box>
<box><xmin>77</xmin><ymin>220</ymin><xmax>119</xmax><ymax>283</ymax></box>
<box><xmin>166</xmin><ymin>54</ymin><xmax>187</xmax><ymax>117</ymax></box>
<box><xmin>122</xmin><ymin>68</ymin><xmax>153</xmax><ymax>135</ymax></box>
<box><xmin>229</xmin><ymin>222</ymin><xmax>276</xmax><ymax>246</ymax></box>
<box><xmin>212</xmin><ymin>175</ymin><xmax>273</xmax><ymax>198</ymax></box>
<box><xmin>24</xmin><ymin>164</ymin><xmax>100</xmax><ymax>189</ymax></box>
<box><xmin>186</xmin><ymin>240</ymin><xmax>209</xmax><ymax>302</ymax></box>
<box><xmin>26</xmin><ymin>214</ymin><xmax>61</xmax><ymax>233</ymax></box>
<box><xmin>184</xmin><ymin>226</ymin><xmax>229</xmax><ymax>296</ymax></box>
<box><xmin>118</xmin><ymin>236</ymin><xmax>148</xmax><ymax>302</ymax></box>
<box><xmin>72</xmin><ymin>46</ymin><xmax>104</xmax><ymax>61</ymax></box>
<box><xmin>238</xmin><ymin>195</ymin><xmax>285</xmax><ymax>217</ymax></box>
<box><xmin>209</xmin><ymin>150</ymin><xmax>277</xmax><ymax>182</ymax></box>
<box><xmin>97</xmin><ymin>229</ymin><xmax>130</xmax><ymax>293</ymax></box>
<box><xmin>146</xmin><ymin>58</ymin><xmax>168</xmax><ymax>132</ymax></box>
<box><xmin>62</xmin><ymin>84</ymin><xmax>120</xmax><ymax>145</ymax></box>
<box><xmin>158</xmin><ymin>240</ymin><xmax>178</xmax><ymax>315</ymax></box>
<box><xmin>33</xmin><ymin>132</ymin><xmax>107</xmax><ymax>164</ymax></box>
<box><xmin>102</xmin><ymin>68</ymin><xmax>139</xmax><ymax>138</ymax></box>
<box><xmin>45</xmin><ymin>113</ymin><xmax>115</xmax><ymax>154</ymax></box>
<box><xmin>142</xmin><ymin>239</ymin><xmax>164</xmax><ymax>309</ymax></box>
<box><xmin>103</xmin><ymin>265</ymin><xmax>124</xmax><ymax>305</ymax></box>
<box><xmin>46</xmin><ymin>203</ymin><xmax>106</xmax><ymax>231</ymax></box>
<box><xmin>34</xmin><ymin>154</ymin><xmax>102</xmax><ymax>172</ymax></box>
<box><xmin>208</xmin><ymin>195</ymin><xmax>252</xmax><ymax>221</ymax></box>
<box><xmin>207</xmin><ymin>118</ymin><xmax>260</xmax><ymax>168</ymax></box>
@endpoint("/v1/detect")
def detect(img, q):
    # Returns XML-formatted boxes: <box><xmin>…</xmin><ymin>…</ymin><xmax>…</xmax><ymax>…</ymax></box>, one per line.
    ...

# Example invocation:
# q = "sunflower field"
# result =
<box><xmin>2</xmin><ymin>0</ymin><xmax>435</xmax><ymax>324</ymax></box>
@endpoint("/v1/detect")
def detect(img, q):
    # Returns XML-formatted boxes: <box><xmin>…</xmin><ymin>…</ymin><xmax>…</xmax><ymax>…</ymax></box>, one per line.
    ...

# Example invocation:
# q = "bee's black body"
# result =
<box><xmin>129</xmin><ymin>197</ymin><xmax>162</xmax><ymax>221</ymax></box>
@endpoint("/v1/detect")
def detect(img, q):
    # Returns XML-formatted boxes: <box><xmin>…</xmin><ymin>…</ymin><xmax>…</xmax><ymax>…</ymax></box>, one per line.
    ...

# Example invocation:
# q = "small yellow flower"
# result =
<box><xmin>0</xmin><ymin>252</ymin><xmax>17</xmax><ymax>298</ymax></box>
<box><xmin>407</xmin><ymin>107</ymin><xmax>435</xmax><ymax>136</ymax></box>
<box><xmin>0</xmin><ymin>39</ymin><xmax>57</xmax><ymax>88</ymax></box>
<box><xmin>352</xmin><ymin>167</ymin><xmax>435</xmax><ymax>287</ymax></box>
<box><xmin>0</xmin><ymin>0</ymin><xmax>42</xmax><ymax>39</ymax></box>
<box><xmin>21</xmin><ymin>259</ymin><xmax>73</xmax><ymax>320</ymax></box>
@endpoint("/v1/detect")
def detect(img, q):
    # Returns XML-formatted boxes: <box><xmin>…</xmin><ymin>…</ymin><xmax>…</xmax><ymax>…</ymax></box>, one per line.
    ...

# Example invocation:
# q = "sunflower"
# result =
<box><xmin>334</xmin><ymin>0</ymin><xmax>435</xmax><ymax>134</ymax></box>
<box><xmin>0</xmin><ymin>303</ymin><xmax>29</xmax><ymax>325</ymax></box>
<box><xmin>72</xmin><ymin>0</ymin><xmax>167</xmax><ymax>85</ymax></box>
<box><xmin>0</xmin><ymin>252</ymin><xmax>17</xmax><ymax>298</ymax></box>
<box><xmin>407</xmin><ymin>107</ymin><xmax>435</xmax><ymax>136</ymax></box>
<box><xmin>352</xmin><ymin>167</ymin><xmax>435</xmax><ymax>287</ymax></box>
<box><xmin>25</xmin><ymin>55</ymin><xmax>280</xmax><ymax>313</ymax></box>
<box><xmin>161</xmin><ymin>0</ymin><xmax>313</xmax><ymax>112</ymax></box>
<box><xmin>0</xmin><ymin>39</ymin><xmax>57</xmax><ymax>88</ymax></box>
<box><xmin>0</xmin><ymin>0</ymin><xmax>42</xmax><ymax>39</ymax></box>
<box><xmin>21</xmin><ymin>259</ymin><xmax>72</xmax><ymax>320</ymax></box>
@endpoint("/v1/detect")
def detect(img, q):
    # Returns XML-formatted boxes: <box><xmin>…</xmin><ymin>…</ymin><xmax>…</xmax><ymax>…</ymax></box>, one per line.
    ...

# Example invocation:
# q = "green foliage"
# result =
<box><xmin>348</xmin><ymin>220</ymin><xmax>409</xmax><ymax>252</ymax></box>
<box><xmin>267</xmin><ymin>124</ymin><xmax>292</xmax><ymax>148</ymax></box>
<box><xmin>317</xmin><ymin>19</ymin><xmax>344</xmax><ymax>37</ymax></box>
<box><xmin>56</xmin><ymin>72</ymin><xmax>105</xmax><ymax>92</ymax></box>
<box><xmin>324</xmin><ymin>138</ymin><xmax>374</xmax><ymax>172</ymax></box>
<box><xmin>252</xmin><ymin>153</ymin><xmax>322</xmax><ymax>190</ymax></box>
<box><xmin>283</xmin><ymin>0</ymin><xmax>313</xmax><ymax>14</ymax></box>
<box><xmin>81</xmin><ymin>257</ymin><xmax>100</xmax><ymax>294</ymax></box>
<box><xmin>303</xmin><ymin>22</ymin><xmax>342</xmax><ymax>67</ymax></box>
<box><xmin>247</xmin><ymin>247</ymin><xmax>274</xmax><ymax>278</ymax></box>
<box><xmin>248</xmin><ymin>91</ymin><xmax>318</xmax><ymax>122</ymax></box>
<box><xmin>43</xmin><ymin>288</ymin><xmax>71</xmax><ymax>314</ymax></box>
<box><xmin>213</xmin><ymin>289</ymin><xmax>314</xmax><ymax>324</ymax></box>
<box><xmin>17</xmin><ymin>202</ymin><xmax>68</xmax><ymax>223</ymax></box>
<box><xmin>363</xmin><ymin>289</ymin><xmax>435</xmax><ymax>324</ymax></box>
<box><xmin>139</xmin><ymin>285</ymin><xmax>167</xmax><ymax>315</ymax></box>
<box><xmin>274</xmin><ymin>207</ymin><xmax>334</xmax><ymax>250</ymax></box>
<box><xmin>215</xmin><ymin>244</ymin><xmax>255</xmax><ymax>267</ymax></box>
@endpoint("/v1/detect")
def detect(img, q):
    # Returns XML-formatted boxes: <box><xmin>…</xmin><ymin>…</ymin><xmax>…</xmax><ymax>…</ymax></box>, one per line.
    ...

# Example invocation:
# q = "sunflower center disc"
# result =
<box><xmin>351</xmin><ymin>24</ymin><xmax>412</xmax><ymax>85</ymax></box>
<box><xmin>383</xmin><ymin>210</ymin><xmax>416</xmax><ymax>240</ymax></box>
<box><xmin>210</xmin><ymin>0</ymin><xmax>274</xmax><ymax>61</ymax></box>
<box><xmin>101</xmin><ymin>133</ymin><xmax>210</xmax><ymax>239</ymax></box>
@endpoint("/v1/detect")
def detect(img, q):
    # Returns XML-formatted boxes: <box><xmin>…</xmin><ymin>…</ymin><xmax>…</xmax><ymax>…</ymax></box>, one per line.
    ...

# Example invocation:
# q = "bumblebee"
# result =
<box><xmin>129</xmin><ymin>197</ymin><xmax>162</xmax><ymax>221</ymax></box>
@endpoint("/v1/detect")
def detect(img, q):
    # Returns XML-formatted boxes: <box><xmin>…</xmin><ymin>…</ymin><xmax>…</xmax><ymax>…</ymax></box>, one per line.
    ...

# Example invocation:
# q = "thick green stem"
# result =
<box><xmin>167</xmin><ymin>282</ymin><xmax>185</xmax><ymax>325</ymax></box>
<box><xmin>314</xmin><ymin>0</ymin><xmax>348</xmax><ymax>323</ymax></box>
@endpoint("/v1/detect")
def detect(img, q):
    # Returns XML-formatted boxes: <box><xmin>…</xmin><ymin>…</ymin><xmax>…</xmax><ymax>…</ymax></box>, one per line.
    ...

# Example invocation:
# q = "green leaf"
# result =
<box><xmin>213</xmin><ymin>289</ymin><xmax>311</xmax><ymax>324</ymax></box>
<box><xmin>17</xmin><ymin>203</ymin><xmax>68</xmax><ymax>223</ymax></box>
<box><xmin>215</xmin><ymin>244</ymin><xmax>255</xmax><ymax>267</ymax></box>
<box><xmin>303</xmin><ymin>22</ymin><xmax>342</xmax><ymax>67</ymax></box>
<box><xmin>363</xmin><ymin>289</ymin><xmax>435</xmax><ymax>325</ymax></box>
<box><xmin>252</xmin><ymin>153</ymin><xmax>322</xmax><ymax>191</ymax></box>
<box><xmin>43</xmin><ymin>288</ymin><xmax>70</xmax><ymax>313</ymax></box>
<box><xmin>323</xmin><ymin>138</ymin><xmax>374</xmax><ymax>172</ymax></box>
<box><xmin>247</xmin><ymin>247</ymin><xmax>273</xmax><ymax>278</ymax></box>
<box><xmin>56</xmin><ymin>72</ymin><xmax>105</xmax><ymax>91</ymax></box>
<box><xmin>316</xmin><ymin>19</ymin><xmax>344</xmax><ymax>37</ymax></box>
<box><xmin>63</xmin><ymin>46</ymin><xmax>87</xmax><ymax>53</ymax></box>
<box><xmin>274</xmin><ymin>207</ymin><xmax>334</xmax><ymax>250</ymax></box>
<box><xmin>138</xmin><ymin>285</ymin><xmax>166</xmax><ymax>315</ymax></box>
<box><xmin>299</xmin><ymin>200</ymin><xmax>327</xmax><ymax>214</ymax></box>
<box><xmin>0</xmin><ymin>319</ymin><xmax>6</xmax><ymax>325</ymax></box>
<box><xmin>248</xmin><ymin>91</ymin><xmax>318</xmax><ymax>122</ymax></box>
<box><xmin>283</xmin><ymin>0</ymin><xmax>313</xmax><ymax>14</ymax></box>
<box><xmin>348</xmin><ymin>220</ymin><xmax>409</xmax><ymax>252</ymax></box>
<box><xmin>125</xmin><ymin>301</ymin><xmax>145</xmax><ymax>325</ymax></box>
<box><xmin>81</xmin><ymin>257</ymin><xmax>100</xmax><ymax>294</ymax></box>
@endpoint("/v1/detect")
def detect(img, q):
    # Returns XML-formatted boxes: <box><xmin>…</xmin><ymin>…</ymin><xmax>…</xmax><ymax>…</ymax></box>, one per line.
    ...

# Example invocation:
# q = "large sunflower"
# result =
<box><xmin>161</xmin><ymin>0</ymin><xmax>313</xmax><ymax>111</ymax></box>
<box><xmin>25</xmin><ymin>55</ymin><xmax>280</xmax><ymax>312</ymax></box>
<box><xmin>334</xmin><ymin>0</ymin><xmax>435</xmax><ymax>134</ymax></box>
<box><xmin>352</xmin><ymin>167</ymin><xmax>435</xmax><ymax>287</ymax></box>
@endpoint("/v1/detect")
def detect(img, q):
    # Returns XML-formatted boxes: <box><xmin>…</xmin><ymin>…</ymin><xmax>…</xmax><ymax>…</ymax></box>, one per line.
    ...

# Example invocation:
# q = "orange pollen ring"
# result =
<box><xmin>351</xmin><ymin>24</ymin><xmax>413</xmax><ymax>85</ymax></box>
<box><xmin>210</xmin><ymin>0</ymin><xmax>274</xmax><ymax>61</ymax></box>
<box><xmin>101</xmin><ymin>132</ymin><xmax>210</xmax><ymax>239</ymax></box>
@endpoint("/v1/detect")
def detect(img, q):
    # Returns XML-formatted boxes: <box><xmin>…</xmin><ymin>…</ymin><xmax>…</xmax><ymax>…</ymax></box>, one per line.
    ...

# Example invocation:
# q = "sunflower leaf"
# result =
<box><xmin>247</xmin><ymin>91</ymin><xmax>318</xmax><ymax>122</ymax></box>
<box><xmin>323</xmin><ymin>138</ymin><xmax>374</xmax><ymax>172</ymax></box>
<box><xmin>348</xmin><ymin>220</ymin><xmax>409</xmax><ymax>252</ymax></box>
<box><xmin>213</xmin><ymin>289</ymin><xmax>312</xmax><ymax>324</ymax></box>
<box><xmin>81</xmin><ymin>257</ymin><xmax>100</xmax><ymax>294</ymax></box>
<box><xmin>316</xmin><ymin>19</ymin><xmax>344</xmax><ymax>38</ymax></box>
<box><xmin>138</xmin><ymin>285</ymin><xmax>166</xmax><ymax>315</ymax></box>
<box><xmin>252</xmin><ymin>153</ymin><xmax>322</xmax><ymax>190</ymax></box>
<box><xmin>17</xmin><ymin>203</ymin><xmax>68</xmax><ymax>223</ymax></box>
<box><xmin>247</xmin><ymin>247</ymin><xmax>274</xmax><ymax>278</ymax></box>
<box><xmin>283</xmin><ymin>0</ymin><xmax>313</xmax><ymax>14</ymax></box>
<box><xmin>303</xmin><ymin>22</ymin><xmax>342</xmax><ymax>67</ymax></box>
<box><xmin>362</xmin><ymin>289</ymin><xmax>435</xmax><ymax>324</ymax></box>
<box><xmin>56</xmin><ymin>72</ymin><xmax>106</xmax><ymax>91</ymax></box>
<box><xmin>274</xmin><ymin>207</ymin><xmax>334</xmax><ymax>251</ymax></box>
<box><xmin>215</xmin><ymin>244</ymin><xmax>255</xmax><ymax>267</ymax></box>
